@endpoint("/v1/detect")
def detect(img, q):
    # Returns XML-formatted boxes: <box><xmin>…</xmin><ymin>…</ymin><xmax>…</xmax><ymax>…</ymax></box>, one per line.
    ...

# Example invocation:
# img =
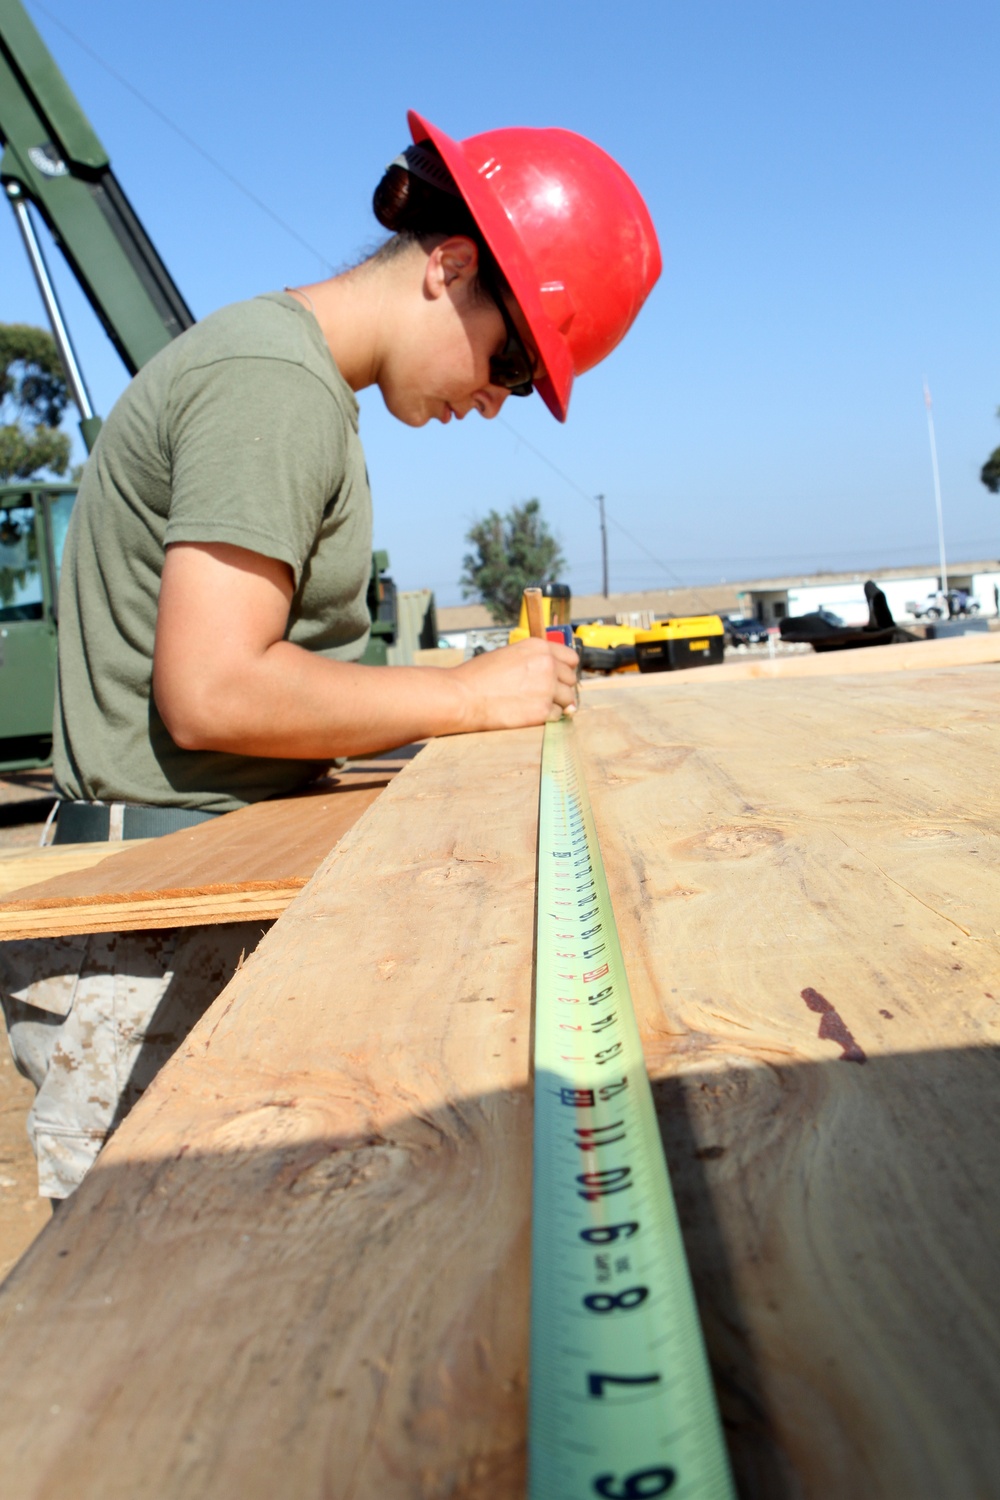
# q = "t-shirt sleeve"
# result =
<box><xmin>163</xmin><ymin>356</ymin><xmax>346</xmax><ymax>584</ymax></box>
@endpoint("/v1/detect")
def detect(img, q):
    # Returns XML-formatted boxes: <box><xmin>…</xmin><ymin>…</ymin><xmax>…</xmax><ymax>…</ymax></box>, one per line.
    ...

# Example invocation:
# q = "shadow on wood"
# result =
<box><xmin>1</xmin><ymin>672</ymin><xmax>998</xmax><ymax>1497</ymax></box>
<box><xmin>653</xmin><ymin>1044</ymin><xmax>1000</xmax><ymax>1500</ymax></box>
<box><xmin>0</xmin><ymin>1078</ymin><xmax>533</xmax><ymax>1499</ymax></box>
<box><xmin>0</xmin><ymin>1046</ymin><xmax>997</xmax><ymax>1497</ymax></box>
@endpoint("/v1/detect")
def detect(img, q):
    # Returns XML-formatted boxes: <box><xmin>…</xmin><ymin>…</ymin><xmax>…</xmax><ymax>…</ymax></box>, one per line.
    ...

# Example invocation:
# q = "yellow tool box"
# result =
<box><xmin>573</xmin><ymin>622</ymin><xmax>639</xmax><ymax>672</ymax></box>
<box><xmin>634</xmin><ymin>615</ymin><xmax>725</xmax><ymax>672</ymax></box>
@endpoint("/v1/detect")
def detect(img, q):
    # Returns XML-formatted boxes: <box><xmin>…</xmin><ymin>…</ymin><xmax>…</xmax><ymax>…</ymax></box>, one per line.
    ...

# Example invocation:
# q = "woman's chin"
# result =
<box><xmin>380</xmin><ymin>387</ymin><xmax>437</xmax><ymax>428</ymax></box>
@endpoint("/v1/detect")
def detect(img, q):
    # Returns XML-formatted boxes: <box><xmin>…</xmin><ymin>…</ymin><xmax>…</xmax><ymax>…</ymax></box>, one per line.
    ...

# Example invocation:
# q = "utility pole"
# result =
<box><xmin>923</xmin><ymin>380</ymin><xmax>948</xmax><ymax>595</ymax></box>
<box><xmin>597</xmin><ymin>493</ymin><xmax>608</xmax><ymax>597</ymax></box>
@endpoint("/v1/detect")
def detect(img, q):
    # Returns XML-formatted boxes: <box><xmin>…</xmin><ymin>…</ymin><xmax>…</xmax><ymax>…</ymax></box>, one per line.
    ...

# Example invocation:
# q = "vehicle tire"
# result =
<box><xmin>926</xmin><ymin>608</ymin><xmax>942</xmax><ymax>619</ymax></box>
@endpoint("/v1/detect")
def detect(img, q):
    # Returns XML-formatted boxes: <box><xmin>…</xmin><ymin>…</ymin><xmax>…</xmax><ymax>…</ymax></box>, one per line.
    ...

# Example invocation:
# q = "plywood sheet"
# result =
<box><xmin>0</xmin><ymin>840</ymin><xmax>153</xmax><ymax>896</ymax></box>
<box><xmin>0</xmin><ymin>669</ymin><xmax>997</xmax><ymax>1496</ymax></box>
<box><xmin>0</xmin><ymin>887</ymin><xmax>304</xmax><ymax>937</ymax></box>
<box><xmin>575</xmin><ymin>664</ymin><xmax>1000</xmax><ymax>1496</ymax></box>
<box><xmin>0</xmin><ymin>769</ymin><xmax>398</xmax><ymax>938</ymax></box>
<box><xmin>413</xmin><ymin>646</ymin><xmax>465</xmax><ymax>667</ymax></box>
<box><xmin>0</xmin><ymin>729</ymin><xmax>541</xmax><ymax>1499</ymax></box>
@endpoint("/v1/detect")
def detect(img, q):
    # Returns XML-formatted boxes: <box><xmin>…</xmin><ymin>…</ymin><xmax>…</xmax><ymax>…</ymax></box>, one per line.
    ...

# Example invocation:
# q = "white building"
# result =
<box><xmin>738</xmin><ymin>562</ymin><xmax>1000</xmax><ymax>626</ymax></box>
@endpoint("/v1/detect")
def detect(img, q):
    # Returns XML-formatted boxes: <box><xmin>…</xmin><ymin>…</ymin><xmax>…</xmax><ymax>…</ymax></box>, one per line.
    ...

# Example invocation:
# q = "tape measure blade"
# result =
<box><xmin>529</xmin><ymin>718</ymin><xmax>734</xmax><ymax>1500</ymax></box>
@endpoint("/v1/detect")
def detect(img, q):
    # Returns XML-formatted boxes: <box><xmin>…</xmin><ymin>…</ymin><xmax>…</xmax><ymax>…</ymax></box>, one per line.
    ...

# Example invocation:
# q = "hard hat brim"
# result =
<box><xmin>408</xmin><ymin>110</ymin><xmax>573</xmax><ymax>422</ymax></box>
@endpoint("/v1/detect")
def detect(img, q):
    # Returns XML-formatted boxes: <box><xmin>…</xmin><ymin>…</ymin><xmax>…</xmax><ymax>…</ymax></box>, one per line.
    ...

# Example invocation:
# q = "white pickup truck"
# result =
<box><xmin>907</xmin><ymin>589</ymin><xmax>980</xmax><ymax>620</ymax></box>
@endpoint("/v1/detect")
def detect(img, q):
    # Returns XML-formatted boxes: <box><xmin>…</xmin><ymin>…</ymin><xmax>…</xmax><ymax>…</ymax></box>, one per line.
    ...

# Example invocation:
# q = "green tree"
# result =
<box><xmin>460</xmin><ymin>498</ymin><xmax>567</xmax><ymax>623</ymax></box>
<box><xmin>981</xmin><ymin>409</ymin><xmax>1000</xmax><ymax>494</ymax></box>
<box><xmin>0</xmin><ymin>323</ymin><xmax>71</xmax><ymax>482</ymax></box>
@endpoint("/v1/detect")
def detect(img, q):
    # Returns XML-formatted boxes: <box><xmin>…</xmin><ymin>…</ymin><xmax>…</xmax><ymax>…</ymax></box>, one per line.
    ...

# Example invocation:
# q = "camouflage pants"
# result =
<box><xmin>0</xmin><ymin>923</ymin><xmax>270</xmax><ymax>1199</ymax></box>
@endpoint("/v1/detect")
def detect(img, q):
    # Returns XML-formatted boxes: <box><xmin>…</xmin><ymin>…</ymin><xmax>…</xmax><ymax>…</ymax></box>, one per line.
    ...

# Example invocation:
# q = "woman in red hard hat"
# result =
<box><xmin>57</xmin><ymin>111</ymin><xmax>663</xmax><ymax>823</ymax></box>
<box><xmin>5</xmin><ymin>114</ymin><xmax>661</xmax><ymax>1202</ymax></box>
<box><xmin>368</xmin><ymin>112</ymin><xmax>662</xmax><ymax>425</ymax></box>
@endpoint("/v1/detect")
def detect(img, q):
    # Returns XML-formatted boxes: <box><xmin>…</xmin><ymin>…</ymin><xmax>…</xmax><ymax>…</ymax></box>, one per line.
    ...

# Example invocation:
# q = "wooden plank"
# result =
<box><xmin>0</xmin><ymin>669</ymin><xmax>997</xmax><ymax>1495</ymax></box>
<box><xmin>575</xmin><ymin>665</ymin><xmax>1000</xmax><ymax>1496</ymax></box>
<box><xmin>413</xmin><ymin>646</ymin><xmax>465</xmax><ymax>667</ymax></box>
<box><xmin>0</xmin><ymin>840</ymin><xmax>153</xmax><ymax>896</ymax></box>
<box><xmin>584</xmin><ymin>627</ymin><xmax>1000</xmax><ymax>689</ymax></box>
<box><xmin>0</xmin><ymin>771</ymin><xmax>397</xmax><ymax>938</ymax></box>
<box><xmin>0</xmin><ymin>728</ymin><xmax>541</xmax><ymax>1499</ymax></box>
<box><xmin>0</xmin><ymin>888</ymin><xmax>303</xmax><ymax>938</ymax></box>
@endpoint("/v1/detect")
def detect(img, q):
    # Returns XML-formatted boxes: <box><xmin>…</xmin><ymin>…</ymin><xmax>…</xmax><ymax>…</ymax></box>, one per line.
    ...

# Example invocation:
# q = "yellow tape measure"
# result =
<box><xmin>529</xmin><ymin>718</ymin><xmax>734</xmax><ymax>1500</ymax></box>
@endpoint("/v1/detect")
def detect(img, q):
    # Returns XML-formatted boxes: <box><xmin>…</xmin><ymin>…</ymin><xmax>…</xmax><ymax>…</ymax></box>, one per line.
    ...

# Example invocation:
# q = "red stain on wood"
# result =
<box><xmin>801</xmin><ymin>987</ymin><xmax>867</xmax><ymax>1064</ymax></box>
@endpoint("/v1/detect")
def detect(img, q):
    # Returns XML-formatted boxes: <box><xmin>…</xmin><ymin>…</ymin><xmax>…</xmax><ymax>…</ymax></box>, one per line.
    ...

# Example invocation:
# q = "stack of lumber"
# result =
<box><xmin>0</xmin><ymin>763</ymin><xmax>404</xmax><ymax>938</ymax></box>
<box><xmin>0</xmin><ymin>662</ymin><xmax>997</xmax><ymax>1497</ymax></box>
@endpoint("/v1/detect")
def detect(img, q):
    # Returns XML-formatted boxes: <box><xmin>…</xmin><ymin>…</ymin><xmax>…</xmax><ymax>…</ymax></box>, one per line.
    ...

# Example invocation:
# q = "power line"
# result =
<box><xmin>495</xmin><ymin>417</ymin><xmax>600</xmax><ymax>509</ymax></box>
<box><xmin>498</xmin><ymin>416</ymin><xmax>686</xmax><ymax>584</ymax></box>
<box><xmin>28</xmin><ymin>6</ymin><xmax>983</xmax><ymax>608</ymax></box>
<box><xmin>498</xmin><ymin>415</ymin><xmax>1000</xmax><ymax>591</ymax></box>
<box><xmin>500</xmin><ymin>414</ymin><xmax>719</xmax><ymax>606</ymax></box>
<box><xmin>27</xmin><ymin>1</ymin><xmax>336</xmax><ymax>274</ymax></box>
<box><xmin>22</xmin><ymin>3</ymin><xmax>707</xmax><ymax>615</ymax></box>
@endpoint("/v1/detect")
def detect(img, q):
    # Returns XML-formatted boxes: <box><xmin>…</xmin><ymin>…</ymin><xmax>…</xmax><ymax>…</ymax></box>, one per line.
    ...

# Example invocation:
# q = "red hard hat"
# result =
<box><xmin>407</xmin><ymin>111</ymin><xmax>661</xmax><ymax>422</ymax></box>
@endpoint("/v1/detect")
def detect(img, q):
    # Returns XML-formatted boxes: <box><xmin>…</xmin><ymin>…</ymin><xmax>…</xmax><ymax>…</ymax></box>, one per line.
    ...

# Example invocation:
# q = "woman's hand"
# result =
<box><xmin>451</xmin><ymin>638</ymin><xmax>580</xmax><ymax>730</ymax></box>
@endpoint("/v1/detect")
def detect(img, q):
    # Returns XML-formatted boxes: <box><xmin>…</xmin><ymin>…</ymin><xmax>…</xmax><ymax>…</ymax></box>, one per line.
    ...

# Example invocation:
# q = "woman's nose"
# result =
<box><xmin>480</xmin><ymin>385</ymin><xmax>510</xmax><ymax>420</ymax></box>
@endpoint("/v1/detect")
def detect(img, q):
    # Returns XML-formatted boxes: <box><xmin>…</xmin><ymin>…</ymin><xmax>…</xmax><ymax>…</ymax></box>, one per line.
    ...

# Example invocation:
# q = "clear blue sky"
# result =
<box><xmin>4</xmin><ymin>0</ymin><xmax>999</xmax><ymax>604</ymax></box>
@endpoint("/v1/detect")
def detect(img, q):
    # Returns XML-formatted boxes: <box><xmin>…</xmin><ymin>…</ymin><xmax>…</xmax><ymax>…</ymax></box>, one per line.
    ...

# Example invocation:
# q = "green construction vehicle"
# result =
<box><xmin>0</xmin><ymin>479</ymin><xmax>74</xmax><ymax>769</ymax></box>
<box><xmin>0</xmin><ymin>0</ymin><xmax>400</xmax><ymax>771</ymax></box>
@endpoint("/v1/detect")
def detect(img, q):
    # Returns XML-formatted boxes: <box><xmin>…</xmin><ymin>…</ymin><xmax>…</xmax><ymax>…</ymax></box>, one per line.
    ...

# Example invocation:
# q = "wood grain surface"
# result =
<box><xmin>0</xmin><ymin>732</ymin><xmax>540</xmax><ymax>1499</ymax></box>
<box><xmin>0</xmin><ymin>887</ymin><xmax>307</xmax><ymax>938</ymax></box>
<box><xmin>0</xmin><ymin>840</ymin><xmax>153</xmax><ymax>896</ymax></box>
<box><xmin>0</xmin><ymin>770</ymin><xmax>398</xmax><ymax>938</ymax></box>
<box><xmin>576</xmin><ymin>664</ymin><xmax>1000</xmax><ymax>1498</ymax></box>
<box><xmin>0</xmin><ymin>667</ymin><xmax>997</xmax><ymax>1497</ymax></box>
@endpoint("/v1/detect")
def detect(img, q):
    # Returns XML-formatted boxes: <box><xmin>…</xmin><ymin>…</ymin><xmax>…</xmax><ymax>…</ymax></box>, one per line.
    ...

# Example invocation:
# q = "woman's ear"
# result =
<box><xmin>424</xmin><ymin>235</ymin><xmax>479</xmax><ymax>299</ymax></box>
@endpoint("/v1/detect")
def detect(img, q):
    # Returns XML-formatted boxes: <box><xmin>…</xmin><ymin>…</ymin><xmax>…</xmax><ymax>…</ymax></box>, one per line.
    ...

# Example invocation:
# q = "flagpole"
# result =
<box><xmin>923</xmin><ymin>380</ymin><xmax>948</xmax><ymax>595</ymax></box>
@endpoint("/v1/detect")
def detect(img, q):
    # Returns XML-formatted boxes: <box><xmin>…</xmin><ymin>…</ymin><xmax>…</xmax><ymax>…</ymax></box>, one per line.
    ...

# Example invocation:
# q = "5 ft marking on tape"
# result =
<box><xmin>529</xmin><ymin>718</ymin><xmax>734</xmax><ymax>1500</ymax></box>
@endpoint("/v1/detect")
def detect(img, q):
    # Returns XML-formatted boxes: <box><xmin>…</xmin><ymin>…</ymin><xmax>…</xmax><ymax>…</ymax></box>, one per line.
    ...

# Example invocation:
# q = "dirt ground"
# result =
<box><xmin>0</xmin><ymin>772</ymin><xmax>58</xmax><ymax>1278</ymax></box>
<box><xmin>0</xmin><ymin>1053</ymin><xmax>50</xmax><ymax>1279</ymax></box>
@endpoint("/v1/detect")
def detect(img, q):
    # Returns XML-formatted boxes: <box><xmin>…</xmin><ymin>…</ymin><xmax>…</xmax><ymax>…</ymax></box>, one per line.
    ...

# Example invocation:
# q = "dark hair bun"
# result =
<box><xmin>372</xmin><ymin>162</ymin><xmax>423</xmax><ymax>233</ymax></box>
<box><xmin>373</xmin><ymin>144</ymin><xmax>479</xmax><ymax>240</ymax></box>
<box><xmin>370</xmin><ymin>142</ymin><xmax>503</xmax><ymax>290</ymax></box>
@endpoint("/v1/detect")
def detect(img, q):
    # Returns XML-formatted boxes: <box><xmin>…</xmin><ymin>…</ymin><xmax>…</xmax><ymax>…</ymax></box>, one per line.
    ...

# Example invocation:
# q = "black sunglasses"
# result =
<box><xmin>487</xmin><ymin>288</ymin><xmax>537</xmax><ymax>397</ymax></box>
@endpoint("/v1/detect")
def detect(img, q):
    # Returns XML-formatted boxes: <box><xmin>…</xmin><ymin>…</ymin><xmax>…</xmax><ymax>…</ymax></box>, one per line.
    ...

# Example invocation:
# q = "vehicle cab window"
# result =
<box><xmin>0</xmin><ymin>505</ymin><xmax>44</xmax><ymax>622</ymax></box>
<box><xmin>47</xmin><ymin>490</ymin><xmax>75</xmax><ymax>581</ymax></box>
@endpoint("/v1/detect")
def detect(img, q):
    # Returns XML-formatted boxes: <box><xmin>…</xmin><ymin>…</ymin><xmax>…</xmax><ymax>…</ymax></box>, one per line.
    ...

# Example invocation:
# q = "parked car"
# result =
<box><xmin>776</xmin><ymin>607</ymin><xmax>845</xmax><ymax>641</ymax></box>
<box><xmin>721</xmin><ymin>615</ymin><xmax>770</xmax><ymax>646</ymax></box>
<box><xmin>910</xmin><ymin>590</ymin><xmax>980</xmax><ymax>620</ymax></box>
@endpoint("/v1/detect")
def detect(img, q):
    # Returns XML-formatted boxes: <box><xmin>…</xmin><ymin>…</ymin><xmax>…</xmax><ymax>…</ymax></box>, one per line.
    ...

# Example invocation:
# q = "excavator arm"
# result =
<box><xmin>0</xmin><ymin>0</ymin><xmax>193</xmax><ymax>417</ymax></box>
<box><xmin>0</xmin><ymin>2</ymin><xmax>400</xmax><ymax>774</ymax></box>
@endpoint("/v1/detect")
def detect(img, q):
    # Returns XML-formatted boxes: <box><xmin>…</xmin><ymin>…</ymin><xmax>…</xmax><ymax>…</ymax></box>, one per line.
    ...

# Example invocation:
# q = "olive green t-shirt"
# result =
<box><xmin>53</xmin><ymin>293</ymin><xmax>373</xmax><ymax>811</ymax></box>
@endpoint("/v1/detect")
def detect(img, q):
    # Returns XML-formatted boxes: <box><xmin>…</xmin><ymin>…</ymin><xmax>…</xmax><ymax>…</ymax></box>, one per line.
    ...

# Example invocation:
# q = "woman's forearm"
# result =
<box><xmin>152</xmin><ymin>540</ymin><xmax>577</xmax><ymax>759</ymax></box>
<box><xmin>156</xmin><ymin>635</ymin><xmax>578</xmax><ymax>759</ymax></box>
